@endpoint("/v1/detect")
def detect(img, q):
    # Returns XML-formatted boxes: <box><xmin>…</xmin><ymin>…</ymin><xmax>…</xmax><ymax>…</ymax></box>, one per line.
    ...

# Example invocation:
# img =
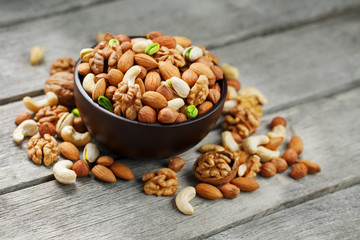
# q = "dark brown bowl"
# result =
<box><xmin>74</xmin><ymin>57</ymin><xmax>227</xmax><ymax>159</ymax></box>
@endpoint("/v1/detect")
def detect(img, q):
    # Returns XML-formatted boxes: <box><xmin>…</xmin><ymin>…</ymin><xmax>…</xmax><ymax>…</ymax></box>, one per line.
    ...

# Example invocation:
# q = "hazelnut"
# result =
<box><xmin>157</xmin><ymin>108</ymin><xmax>179</xmax><ymax>124</ymax></box>
<box><xmin>72</xmin><ymin>160</ymin><xmax>89</xmax><ymax>177</ymax></box>
<box><xmin>207</xmin><ymin>89</ymin><xmax>221</xmax><ymax>104</ymax></box>
<box><xmin>290</xmin><ymin>163</ymin><xmax>308</xmax><ymax>179</ymax></box>
<box><xmin>147</xmin><ymin>31</ymin><xmax>163</xmax><ymax>40</ymax></box>
<box><xmin>175</xmin><ymin>113</ymin><xmax>187</xmax><ymax>123</ymax></box>
<box><xmin>181</xmin><ymin>69</ymin><xmax>198</xmax><ymax>87</ymax></box>
<box><xmin>219</xmin><ymin>183</ymin><xmax>240</xmax><ymax>199</ymax></box>
<box><xmin>198</xmin><ymin>101</ymin><xmax>213</xmax><ymax>115</ymax></box>
<box><xmin>73</xmin><ymin>117</ymin><xmax>87</xmax><ymax>133</ymax></box>
<box><xmin>138</xmin><ymin>106</ymin><xmax>157</xmax><ymax>123</ymax></box>
<box><xmin>271</xmin><ymin>158</ymin><xmax>288</xmax><ymax>173</ymax></box>
<box><xmin>38</xmin><ymin>122</ymin><xmax>56</xmax><ymax>137</ymax></box>
<box><xmin>116</xmin><ymin>34</ymin><xmax>131</xmax><ymax>42</ymax></box>
<box><xmin>108</xmin><ymin>69</ymin><xmax>123</xmax><ymax>86</ymax></box>
<box><xmin>282</xmin><ymin>148</ymin><xmax>298</xmax><ymax>165</ymax></box>
<box><xmin>120</xmin><ymin>42</ymin><xmax>132</xmax><ymax>53</ymax></box>
<box><xmin>156</xmin><ymin>85</ymin><xmax>173</xmax><ymax>101</ymax></box>
<box><xmin>261</xmin><ymin>162</ymin><xmax>277</xmax><ymax>178</ymax></box>
<box><xmin>77</xmin><ymin>63</ymin><xmax>91</xmax><ymax>76</ymax></box>
<box><xmin>15</xmin><ymin>112</ymin><xmax>31</xmax><ymax>125</ymax></box>
<box><xmin>270</xmin><ymin>116</ymin><xmax>287</xmax><ymax>128</ymax></box>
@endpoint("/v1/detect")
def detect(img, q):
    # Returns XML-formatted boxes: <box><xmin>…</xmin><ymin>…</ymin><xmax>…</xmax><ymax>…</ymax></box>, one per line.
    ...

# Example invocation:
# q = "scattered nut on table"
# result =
<box><xmin>142</xmin><ymin>168</ymin><xmax>178</xmax><ymax>196</ymax></box>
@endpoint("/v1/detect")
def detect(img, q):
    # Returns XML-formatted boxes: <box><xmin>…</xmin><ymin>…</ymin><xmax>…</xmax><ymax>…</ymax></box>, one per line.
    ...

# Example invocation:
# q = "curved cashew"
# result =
<box><xmin>53</xmin><ymin>160</ymin><xmax>77</xmax><ymax>184</ymax></box>
<box><xmin>175</xmin><ymin>186</ymin><xmax>196</xmax><ymax>215</ymax></box>
<box><xmin>220</xmin><ymin>63</ymin><xmax>239</xmax><ymax>80</ymax></box>
<box><xmin>167</xmin><ymin>98</ymin><xmax>185</xmax><ymax>110</ymax></box>
<box><xmin>132</xmin><ymin>39</ymin><xmax>153</xmax><ymax>53</ymax></box>
<box><xmin>123</xmin><ymin>66</ymin><xmax>142</xmax><ymax>86</ymax></box>
<box><xmin>23</xmin><ymin>92</ymin><xmax>58</xmax><ymax>112</ymax></box>
<box><xmin>82</xmin><ymin>73</ymin><xmax>96</xmax><ymax>95</ymax></box>
<box><xmin>199</xmin><ymin>144</ymin><xmax>225</xmax><ymax>153</ymax></box>
<box><xmin>238</xmin><ymin>87</ymin><xmax>268</xmax><ymax>105</ymax></box>
<box><xmin>13</xmin><ymin>119</ymin><xmax>38</xmax><ymax>142</ymax></box>
<box><xmin>267</xmin><ymin>125</ymin><xmax>286</xmax><ymax>139</ymax></box>
<box><xmin>56</xmin><ymin>112</ymin><xmax>74</xmax><ymax>137</ymax></box>
<box><xmin>256</xmin><ymin>146</ymin><xmax>280</xmax><ymax>162</ymax></box>
<box><xmin>222</xmin><ymin>131</ymin><xmax>240</xmax><ymax>152</ymax></box>
<box><xmin>222</xmin><ymin>100</ymin><xmax>238</xmax><ymax>113</ymax></box>
<box><xmin>243</xmin><ymin>135</ymin><xmax>270</xmax><ymax>154</ymax></box>
<box><xmin>61</xmin><ymin>126</ymin><xmax>91</xmax><ymax>147</ymax></box>
<box><xmin>227</xmin><ymin>86</ymin><xmax>238</xmax><ymax>100</ymax></box>
<box><xmin>83</xmin><ymin>143</ymin><xmax>100</xmax><ymax>163</ymax></box>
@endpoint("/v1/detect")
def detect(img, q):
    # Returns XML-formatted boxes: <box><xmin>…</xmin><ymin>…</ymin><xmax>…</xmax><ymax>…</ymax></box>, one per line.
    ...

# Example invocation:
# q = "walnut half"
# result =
<box><xmin>142</xmin><ymin>168</ymin><xmax>178</xmax><ymax>196</ymax></box>
<box><xmin>27</xmin><ymin>134</ymin><xmax>59</xmax><ymax>166</ymax></box>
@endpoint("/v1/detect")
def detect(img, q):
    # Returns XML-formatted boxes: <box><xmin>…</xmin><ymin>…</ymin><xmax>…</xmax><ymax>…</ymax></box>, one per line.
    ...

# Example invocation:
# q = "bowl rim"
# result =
<box><xmin>74</xmin><ymin>44</ymin><xmax>227</xmax><ymax>129</ymax></box>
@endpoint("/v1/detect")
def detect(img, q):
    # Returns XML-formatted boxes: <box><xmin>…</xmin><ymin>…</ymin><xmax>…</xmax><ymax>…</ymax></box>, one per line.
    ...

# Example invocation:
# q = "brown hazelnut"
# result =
<box><xmin>270</xmin><ymin>116</ymin><xmax>287</xmax><ymax>128</ymax></box>
<box><xmin>77</xmin><ymin>63</ymin><xmax>91</xmax><ymax>76</ymax></box>
<box><xmin>271</xmin><ymin>158</ymin><xmax>288</xmax><ymax>173</ymax></box>
<box><xmin>261</xmin><ymin>162</ymin><xmax>277</xmax><ymax>178</ymax></box>
<box><xmin>38</xmin><ymin>122</ymin><xmax>56</xmax><ymax>137</ymax></box>
<box><xmin>207</xmin><ymin>89</ymin><xmax>221</xmax><ymax>104</ymax></box>
<box><xmin>138</xmin><ymin>106</ymin><xmax>157</xmax><ymax>123</ymax></box>
<box><xmin>116</xmin><ymin>34</ymin><xmax>131</xmax><ymax>43</ymax></box>
<box><xmin>147</xmin><ymin>31</ymin><xmax>163</xmax><ymax>40</ymax></box>
<box><xmin>198</xmin><ymin>101</ymin><xmax>213</xmax><ymax>115</ymax></box>
<box><xmin>15</xmin><ymin>112</ymin><xmax>31</xmax><ymax>125</ymax></box>
<box><xmin>219</xmin><ymin>183</ymin><xmax>240</xmax><ymax>199</ymax></box>
<box><xmin>156</xmin><ymin>85</ymin><xmax>173</xmax><ymax>101</ymax></box>
<box><xmin>72</xmin><ymin>160</ymin><xmax>89</xmax><ymax>177</ymax></box>
<box><xmin>175</xmin><ymin>113</ymin><xmax>187</xmax><ymax>123</ymax></box>
<box><xmin>120</xmin><ymin>42</ymin><xmax>132</xmax><ymax>53</ymax></box>
<box><xmin>282</xmin><ymin>148</ymin><xmax>298</xmax><ymax>165</ymax></box>
<box><xmin>108</xmin><ymin>69</ymin><xmax>123</xmax><ymax>86</ymax></box>
<box><xmin>73</xmin><ymin>117</ymin><xmax>87</xmax><ymax>133</ymax></box>
<box><xmin>290</xmin><ymin>163</ymin><xmax>308</xmax><ymax>179</ymax></box>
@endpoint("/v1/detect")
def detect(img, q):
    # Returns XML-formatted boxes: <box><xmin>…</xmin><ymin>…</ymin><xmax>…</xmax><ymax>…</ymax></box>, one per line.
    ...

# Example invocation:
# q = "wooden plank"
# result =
<box><xmin>205</xmin><ymin>184</ymin><xmax>360</xmax><ymax>240</ymax></box>
<box><xmin>1</xmin><ymin>0</ymin><xmax>360</xmax><ymax>103</ymax></box>
<box><xmin>0</xmin><ymin>86</ymin><xmax>359</xmax><ymax>239</ymax></box>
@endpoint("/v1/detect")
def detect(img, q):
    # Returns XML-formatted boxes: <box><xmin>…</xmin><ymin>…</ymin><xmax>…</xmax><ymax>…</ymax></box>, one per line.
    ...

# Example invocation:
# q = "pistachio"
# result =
<box><xmin>83</xmin><ymin>143</ymin><xmax>100</xmax><ymax>163</ymax></box>
<box><xmin>132</xmin><ymin>39</ymin><xmax>153</xmax><ymax>53</ymax></box>
<box><xmin>186</xmin><ymin>105</ymin><xmax>198</xmax><ymax>119</ymax></box>
<box><xmin>145</xmin><ymin>43</ymin><xmax>160</xmax><ymax>55</ymax></box>
<box><xmin>166</xmin><ymin>77</ymin><xmax>190</xmax><ymax>98</ymax></box>
<box><xmin>80</xmin><ymin>48</ymin><xmax>94</xmax><ymax>62</ymax></box>
<box><xmin>183</xmin><ymin>46</ymin><xmax>203</xmax><ymax>62</ymax></box>
<box><xmin>72</xmin><ymin>108</ymin><xmax>80</xmax><ymax>118</ymax></box>
<box><xmin>98</xmin><ymin>96</ymin><xmax>113</xmax><ymax>112</ymax></box>
<box><xmin>108</xmin><ymin>39</ymin><xmax>120</xmax><ymax>48</ymax></box>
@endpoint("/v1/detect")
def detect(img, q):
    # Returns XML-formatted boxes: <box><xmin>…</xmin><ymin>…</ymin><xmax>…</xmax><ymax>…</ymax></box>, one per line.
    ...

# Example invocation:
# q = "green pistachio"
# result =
<box><xmin>98</xmin><ymin>96</ymin><xmax>113</xmax><ymax>112</ymax></box>
<box><xmin>186</xmin><ymin>105</ymin><xmax>198</xmax><ymax>119</ymax></box>
<box><xmin>145</xmin><ymin>43</ymin><xmax>160</xmax><ymax>55</ymax></box>
<box><xmin>71</xmin><ymin>108</ymin><xmax>80</xmax><ymax>117</ymax></box>
<box><xmin>108</xmin><ymin>39</ymin><xmax>120</xmax><ymax>48</ymax></box>
<box><xmin>184</xmin><ymin>47</ymin><xmax>192</xmax><ymax>61</ymax></box>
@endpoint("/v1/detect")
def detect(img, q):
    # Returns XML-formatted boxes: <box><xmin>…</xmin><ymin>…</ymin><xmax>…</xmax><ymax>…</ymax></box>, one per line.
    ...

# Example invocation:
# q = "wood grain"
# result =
<box><xmin>1</xmin><ymin>0</ymin><xmax>360</xmax><ymax>104</ymax></box>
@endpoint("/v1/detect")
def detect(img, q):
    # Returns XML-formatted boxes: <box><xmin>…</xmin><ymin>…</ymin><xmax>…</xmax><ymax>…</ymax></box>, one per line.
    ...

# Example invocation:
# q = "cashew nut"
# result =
<box><xmin>53</xmin><ymin>160</ymin><xmax>77</xmax><ymax>184</ymax></box>
<box><xmin>267</xmin><ymin>125</ymin><xmax>286</xmax><ymax>139</ymax></box>
<box><xmin>56</xmin><ymin>112</ymin><xmax>74</xmax><ymax>137</ymax></box>
<box><xmin>82</xmin><ymin>73</ymin><xmax>96</xmax><ymax>95</ymax></box>
<box><xmin>222</xmin><ymin>100</ymin><xmax>238</xmax><ymax>113</ymax></box>
<box><xmin>256</xmin><ymin>146</ymin><xmax>280</xmax><ymax>162</ymax></box>
<box><xmin>131</xmin><ymin>37</ymin><xmax>147</xmax><ymax>44</ymax></box>
<box><xmin>243</xmin><ymin>135</ymin><xmax>270</xmax><ymax>154</ymax></box>
<box><xmin>23</xmin><ymin>92</ymin><xmax>58</xmax><ymax>112</ymax></box>
<box><xmin>238</xmin><ymin>87</ymin><xmax>268</xmax><ymax>105</ymax></box>
<box><xmin>220</xmin><ymin>63</ymin><xmax>239</xmax><ymax>79</ymax></box>
<box><xmin>175</xmin><ymin>186</ymin><xmax>196</xmax><ymax>215</ymax></box>
<box><xmin>13</xmin><ymin>119</ymin><xmax>38</xmax><ymax>142</ymax></box>
<box><xmin>167</xmin><ymin>98</ymin><xmax>185</xmax><ymax>110</ymax></box>
<box><xmin>132</xmin><ymin>39</ymin><xmax>153</xmax><ymax>53</ymax></box>
<box><xmin>123</xmin><ymin>66</ymin><xmax>142</xmax><ymax>86</ymax></box>
<box><xmin>83</xmin><ymin>143</ymin><xmax>99</xmax><ymax>163</ymax></box>
<box><xmin>222</xmin><ymin>131</ymin><xmax>240</xmax><ymax>152</ymax></box>
<box><xmin>199</xmin><ymin>144</ymin><xmax>225</xmax><ymax>153</ymax></box>
<box><xmin>61</xmin><ymin>126</ymin><xmax>91</xmax><ymax>147</ymax></box>
<box><xmin>227</xmin><ymin>86</ymin><xmax>238</xmax><ymax>100</ymax></box>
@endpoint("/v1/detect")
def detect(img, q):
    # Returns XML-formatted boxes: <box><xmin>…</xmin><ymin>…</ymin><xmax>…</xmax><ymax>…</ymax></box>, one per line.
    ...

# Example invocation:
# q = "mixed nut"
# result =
<box><xmin>78</xmin><ymin>31</ymin><xmax>224</xmax><ymax>124</ymax></box>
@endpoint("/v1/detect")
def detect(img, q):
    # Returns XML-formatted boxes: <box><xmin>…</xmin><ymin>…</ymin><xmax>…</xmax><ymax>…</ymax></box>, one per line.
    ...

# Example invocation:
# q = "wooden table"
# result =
<box><xmin>1</xmin><ymin>0</ymin><xmax>360</xmax><ymax>239</ymax></box>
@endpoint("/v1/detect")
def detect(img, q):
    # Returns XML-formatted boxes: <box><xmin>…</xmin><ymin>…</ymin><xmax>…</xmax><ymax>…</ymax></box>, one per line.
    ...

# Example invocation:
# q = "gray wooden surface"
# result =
<box><xmin>1</xmin><ymin>0</ymin><xmax>360</xmax><ymax>239</ymax></box>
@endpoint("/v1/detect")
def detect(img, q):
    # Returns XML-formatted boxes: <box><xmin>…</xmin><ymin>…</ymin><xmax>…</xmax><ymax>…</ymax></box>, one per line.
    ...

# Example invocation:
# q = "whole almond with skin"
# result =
<box><xmin>135</xmin><ymin>53</ymin><xmax>158</xmax><ymax>69</ymax></box>
<box><xmin>145</xmin><ymin>71</ymin><xmax>161</xmax><ymax>91</ymax></box>
<box><xmin>95</xmin><ymin>73</ymin><xmax>108</xmax><ymax>83</ymax></box>
<box><xmin>207</xmin><ymin>89</ymin><xmax>221</xmax><ymax>104</ymax></box>
<box><xmin>110</xmin><ymin>162</ymin><xmax>134</xmax><ymax>180</ymax></box>
<box><xmin>231</xmin><ymin>177</ymin><xmax>260</xmax><ymax>191</ymax></box>
<box><xmin>72</xmin><ymin>160</ymin><xmax>89</xmax><ymax>177</ymax></box>
<box><xmin>173</xmin><ymin>36</ymin><xmax>192</xmax><ymax>48</ymax></box>
<box><xmin>298</xmin><ymin>160</ymin><xmax>321</xmax><ymax>173</ymax></box>
<box><xmin>77</xmin><ymin>63</ymin><xmax>91</xmax><ymax>76</ymax></box>
<box><xmin>116</xmin><ymin>34</ymin><xmax>131</xmax><ymax>42</ymax></box>
<box><xmin>156</xmin><ymin>84</ymin><xmax>173</xmax><ymax>101</ymax></box>
<box><xmin>182</xmin><ymin>69</ymin><xmax>198</xmax><ymax>87</ymax></box>
<box><xmin>92</xmin><ymin>78</ymin><xmax>106</xmax><ymax>101</ymax></box>
<box><xmin>117</xmin><ymin>50</ymin><xmax>134</xmax><ymax>73</ymax></box>
<box><xmin>271</xmin><ymin>158</ymin><xmax>288</xmax><ymax>173</ymax></box>
<box><xmin>168</xmin><ymin>157</ymin><xmax>185</xmax><ymax>172</ymax></box>
<box><xmin>147</xmin><ymin>31</ymin><xmax>163</xmax><ymax>40</ymax></box>
<box><xmin>92</xmin><ymin>165</ymin><xmax>116</xmax><ymax>182</ymax></box>
<box><xmin>59</xmin><ymin>142</ymin><xmax>79</xmax><ymax>161</ymax></box>
<box><xmin>175</xmin><ymin>113</ymin><xmax>187</xmax><ymax>122</ymax></box>
<box><xmin>195</xmin><ymin>183</ymin><xmax>223</xmax><ymax>199</ymax></box>
<box><xmin>152</xmin><ymin>36</ymin><xmax>177</xmax><ymax>49</ymax></box>
<box><xmin>108</xmin><ymin>69</ymin><xmax>124</xmax><ymax>86</ymax></box>
<box><xmin>289</xmin><ymin>136</ymin><xmax>304</xmax><ymax>155</ymax></box>
<box><xmin>198</xmin><ymin>101</ymin><xmax>213</xmax><ymax>115</ymax></box>
<box><xmin>195</xmin><ymin>56</ymin><xmax>212</xmax><ymax>68</ymax></box>
<box><xmin>15</xmin><ymin>112</ymin><xmax>32</xmax><ymax>125</ymax></box>
<box><xmin>142</xmin><ymin>91</ymin><xmax>168</xmax><ymax>109</ymax></box>
<box><xmin>158</xmin><ymin>107</ymin><xmax>179</xmax><ymax>124</ymax></box>
<box><xmin>138</xmin><ymin>106</ymin><xmax>157</xmax><ymax>123</ymax></box>
<box><xmin>227</xmin><ymin>79</ymin><xmax>241</xmax><ymax>91</ymax></box>
<box><xmin>158</xmin><ymin>61</ymin><xmax>180</xmax><ymax>80</ymax></box>
<box><xmin>97</xmin><ymin>156</ymin><xmax>114</xmax><ymax>166</ymax></box>
<box><xmin>210</xmin><ymin>65</ymin><xmax>224</xmax><ymax>80</ymax></box>
<box><xmin>264</xmin><ymin>137</ymin><xmax>283</xmax><ymax>150</ymax></box>
<box><xmin>135</xmin><ymin>78</ymin><xmax>146</xmax><ymax>95</ymax></box>
<box><xmin>282</xmin><ymin>148</ymin><xmax>298</xmax><ymax>165</ymax></box>
<box><xmin>211</xmin><ymin>83</ymin><xmax>221</xmax><ymax>92</ymax></box>
<box><xmin>39</xmin><ymin>122</ymin><xmax>56</xmax><ymax>137</ymax></box>
<box><xmin>189</xmin><ymin>63</ymin><xmax>215</xmax><ymax>81</ymax></box>
<box><xmin>290</xmin><ymin>162</ymin><xmax>308</xmax><ymax>179</ymax></box>
<box><xmin>219</xmin><ymin>183</ymin><xmax>240</xmax><ymax>199</ymax></box>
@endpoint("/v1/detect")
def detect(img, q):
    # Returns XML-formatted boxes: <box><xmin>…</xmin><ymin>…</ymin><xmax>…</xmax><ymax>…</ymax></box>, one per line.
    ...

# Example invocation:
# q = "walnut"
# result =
<box><xmin>244</xmin><ymin>155</ymin><xmax>261</xmax><ymax>178</ymax></box>
<box><xmin>193</xmin><ymin>150</ymin><xmax>241</xmax><ymax>185</ymax></box>
<box><xmin>107</xmin><ymin>43</ymin><xmax>122</xmax><ymax>71</ymax></box>
<box><xmin>154</xmin><ymin>46</ymin><xmax>186</xmax><ymax>67</ymax></box>
<box><xmin>187</xmin><ymin>75</ymin><xmax>209</xmax><ymax>106</ymax></box>
<box><xmin>90</xmin><ymin>41</ymin><xmax>119</xmax><ymax>74</ymax></box>
<box><xmin>50</xmin><ymin>57</ymin><xmax>76</xmax><ymax>75</ymax></box>
<box><xmin>27</xmin><ymin>134</ymin><xmax>59</xmax><ymax>166</ymax></box>
<box><xmin>113</xmin><ymin>82</ymin><xmax>142</xmax><ymax>120</ymax></box>
<box><xmin>34</xmin><ymin>105</ymin><xmax>68</xmax><ymax>125</ymax></box>
<box><xmin>44</xmin><ymin>72</ymin><xmax>75</xmax><ymax>106</ymax></box>
<box><xmin>142</xmin><ymin>168</ymin><xmax>178</xmax><ymax>196</ymax></box>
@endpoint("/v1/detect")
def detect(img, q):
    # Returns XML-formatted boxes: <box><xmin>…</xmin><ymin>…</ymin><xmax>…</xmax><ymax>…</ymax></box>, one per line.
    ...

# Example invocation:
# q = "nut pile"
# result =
<box><xmin>78</xmin><ymin>31</ymin><xmax>224</xmax><ymax>124</ymax></box>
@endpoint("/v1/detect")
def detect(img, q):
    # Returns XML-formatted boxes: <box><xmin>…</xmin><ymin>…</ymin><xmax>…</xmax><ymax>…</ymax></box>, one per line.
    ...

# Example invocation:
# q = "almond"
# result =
<box><xmin>116</xmin><ymin>34</ymin><xmax>131</xmax><ymax>42</ymax></box>
<box><xmin>117</xmin><ymin>50</ymin><xmax>134</xmax><ymax>73</ymax></box>
<box><xmin>152</xmin><ymin>35</ymin><xmax>177</xmax><ymax>49</ymax></box>
<box><xmin>108</xmin><ymin>69</ymin><xmax>124</xmax><ymax>86</ymax></box>
<box><xmin>173</xmin><ymin>36</ymin><xmax>192</xmax><ymax>48</ymax></box>
<box><xmin>59</xmin><ymin>142</ymin><xmax>79</xmax><ymax>161</ymax></box>
<box><xmin>231</xmin><ymin>177</ymin><xmax>260</xmax><ymax>191</ymax></box>
<box><xmin>189</xmin><ymin>62</ymin><xmax>215</xmax><ymax>81</ymax></box>
<box><xmin>95</xmin><ymin>73</ymin><xmax>109</xmax><ymax>83</ymax></box>
<box><xmin>207</xmin><ymin>89</ymin><xmax>221</xmax><ymax>104</ymax></box>
<box><xmin>198</xmin><ymin>101</ymin><xmax>213</xmax><ymax>115</ymax></box>
<box><xmin>195</xmin><ymin>183</ymin><xmax>223</xmax><ymax>199</ymax></box>
<box><xmin>168</xmin><ymin>157</ymin><xmax>185</xmax><ymax>172</ymax></box>
<box><xmin>91</xmin><ymin>165</ymin><xmax>116</xmax><ymax>182</ymax></box>
<box><xmin>110</xmin><ymin>162</ymin><xmax>134</xmax><ymax>180</ymax></box>
<box><xmin>135</xmin><ymin>78</ymin><xmax>146</xmax><ymax>95</ymax></box>
<box><xmin>298</xmin><ymin>160</ymin><xmax>321</xmax><ymax>173</ymax></box>
<box><xmin>134</xmin><ymin>53</ymin><xmax>158</xmax><ymax>69</ymax></box>
<box><xmin>282</xmin><ymin>148</ymin><xmax>298</xmax><ymax>165</ymax></box>
<box><xmin>219</xmin><ymin>183</ymin><xmax>240</xmax><ymax>199</ymax></box>
<box><xmin>158</xmin><ymin>107</ymin><xmax>179</xmax><ymax>124</ymax></box>
<box><xmin>15</xmin><ymin>112</ymin><xmax>31</xmax><ymax>125</ymax></box>
<box><xmin>145</xmin><ymin>71</ymin><xmax>161</xmax><ymax>91</ymax></box>
<box><xmin>289</xmin><ymin>136</ymin><xmax>304</xmax><ymax>155</ymax></box>
<box><xmin>270</xmin><ymin>116</ymin><xmax>287</xmax><ymax>127</ymax></box>
<box><xmin>290</xmin><ymin>162</ymin><xmax>308</xmax><ymax>179</ymax></box>
<box><xmin>147</xmin><ymin>31</ymin><xmax>163</xmax><ymax>40</ymax></box>
<box><xmin>156</xmin><ymin>84</ymin><xmax>173</xmax><ymax>101</ymax></box>
<box><xmin>72</xmin><ymin>160</ymin><xmax>89</xmax><ymax>177</ymax></box>
<box><xmin>210</xmin><ymin>65</ymin><xmax>224</xmax><ymax>80</ymax></box>
<box><xmin>121</xmin><ymin>42</ymin><xmax>132</xmax><ymax>53</ymax></box>
<box><xmin>195</xmin><ymin>56</ymin><xmax>212</xmax><ymax>68</ymax></box>
<box><xmin>39</xmin><ymin>122</ymin><xmax>56</xmax><ymax>137</ymax></box>
<box><xmin>181</xmin><ymin>69</ymin><xmax>198</xmax><ymax>87</ymax></box>
<box><xmin>231</xmin><ymin>132</ymin><xmax>242</xmax><ymax>144</ymax></box>
<box><xmin>227</xmin><ymin>79</ymin><xmax>241</xmax><ymax>91</ymax></box>
<box><xmin>92</xmin><ymin>78</ymin><xmax>106</xmax><ymax>101</ymax></box>
<box><xmin>77</xmin><ymin>63</ymin><xmax>91</xmax><ymax>76</ymax></box>
<box><xmin>96</xmin><ymin>156</ymin><xmax>114</xmax><ymax>166</ymax></box>
<box><xmin>141</xmin><ymin>91</ymin><xmax>168</xmax><ymax>109</ymax></box>
<box><xmin>158</xmin><ymin>61</ymin><xmax>180</xmax><ymax>80</ymax></box>
<box><xmin>263</xmin><ymin>137</ymin><xmax>283</xmax><ymax>150</ymax></box>
<box><xmin>138</xmin><ymin>106</ymin><xmax>157</xmax><ymax>123</ymax></box>
<box><xmin>271</xmin><ymin>158</ymin><xmax>288</xmax><ymax>173</ymax></box>
<box><xmin>105</xmin><ymin>86</ymin><xmax>117</xmax><ymax>100</ymax></box>
<box><xmin>137</xmin><ymin>65</ymin><xmax>147</xmax><ymax>79</ymax></box>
